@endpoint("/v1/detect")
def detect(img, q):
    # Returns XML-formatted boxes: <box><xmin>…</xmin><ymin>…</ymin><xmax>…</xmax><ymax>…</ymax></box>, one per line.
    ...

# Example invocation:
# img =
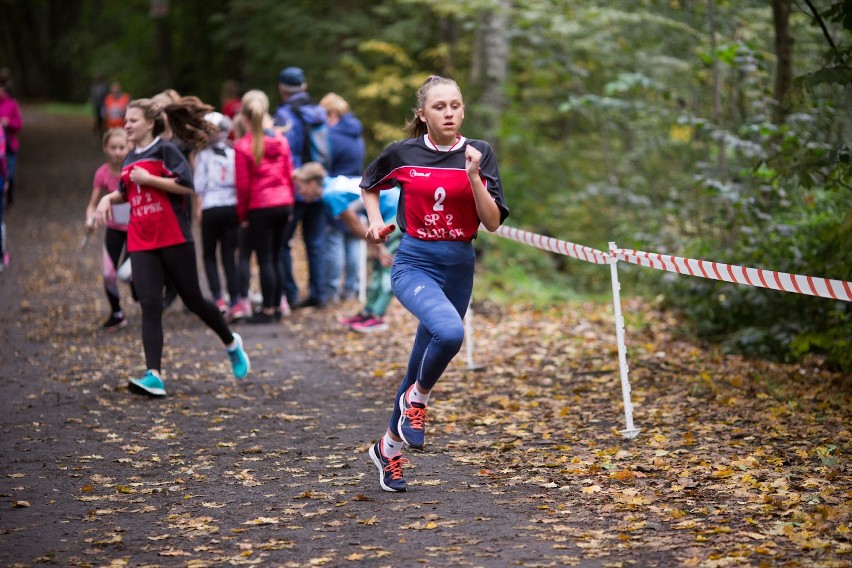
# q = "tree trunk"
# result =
<box><xmin>708</xmin><ymin>0</ymin><xmax>725</xmax><ymax>174</ymax></box>
<box><xmin>772</xmin><ymin>0</ymin><xmax>794</xmax><ymax>123</ymax></box>
<box><xmin>470</xmin><ymin>0</ymin><xmax>510</xmax><ymax>148</ymax></box>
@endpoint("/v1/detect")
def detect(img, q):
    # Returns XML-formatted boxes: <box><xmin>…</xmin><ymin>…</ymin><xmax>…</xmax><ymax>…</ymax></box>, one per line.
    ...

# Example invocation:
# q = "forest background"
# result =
<box><xmin>0</xmin><ymin>0</ymin><xmax>849</xmax><ymax>370</ymax></box>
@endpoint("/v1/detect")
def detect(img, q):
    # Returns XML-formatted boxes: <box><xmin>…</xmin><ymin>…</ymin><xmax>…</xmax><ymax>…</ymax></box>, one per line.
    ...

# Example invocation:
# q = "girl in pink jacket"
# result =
<box><xmin>234</xmin><ymin>90</ymin><xmax>295</xmax><ymax>323</ymax></box>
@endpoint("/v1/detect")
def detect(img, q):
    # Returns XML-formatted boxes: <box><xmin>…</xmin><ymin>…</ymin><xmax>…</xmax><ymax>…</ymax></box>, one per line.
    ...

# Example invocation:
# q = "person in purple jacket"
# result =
<box><xmin>0</xmin><ymin>124</ymin><xmax>7</xmax><ymax>271</ymax></box>
<box><xmin>0</xmin><ymin>76</ymin><xmax>22</xmax><ymax>208</ymax></box>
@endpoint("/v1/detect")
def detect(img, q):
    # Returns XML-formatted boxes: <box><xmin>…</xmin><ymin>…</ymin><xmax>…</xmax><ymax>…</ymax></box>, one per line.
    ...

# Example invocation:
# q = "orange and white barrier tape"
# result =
<box><xmin>484</xmin><ymin>225</ymin><xmax>851</xmax><ymax>440</ymax></box>
<box><xmin>495</xmin><ymin>225</ymin><xmax>610</xmax><ymax>265</ymax></box>
<box><xmin>613</xmin><ymin>247</ymin><xmax>852</xmax><ymax>302</ymax></box>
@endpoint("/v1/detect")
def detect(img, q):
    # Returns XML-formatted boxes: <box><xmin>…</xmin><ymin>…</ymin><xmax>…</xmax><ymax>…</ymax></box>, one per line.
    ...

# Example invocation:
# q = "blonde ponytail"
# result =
<box><xmin>241</xmin><ymin>90</ymin><xmax>271</xmax><ymax>165</ymax></box>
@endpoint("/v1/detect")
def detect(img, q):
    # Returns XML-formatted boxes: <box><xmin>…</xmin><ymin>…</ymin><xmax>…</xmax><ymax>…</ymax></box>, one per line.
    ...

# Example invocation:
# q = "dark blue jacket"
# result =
<box><xmin>328</xmin><ymin>113</ymin><xmax>366</xmax><ymax>177</ymax></box>
<box><xmin>273</xmin><ymin>92</ymin><xmax>326</xmax><ymax>168</ymax></box>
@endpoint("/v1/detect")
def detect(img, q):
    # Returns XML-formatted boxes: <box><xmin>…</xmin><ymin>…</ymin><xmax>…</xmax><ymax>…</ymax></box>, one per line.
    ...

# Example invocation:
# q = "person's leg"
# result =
<box><xmin>365</xmin><ymin>233</ymin><xmax>401</xmax><ymax>317</ymax></box>
<box><xmin>161</xmin><ymin>243</ymin><xmax>233</xmax><ymax>344</ymax></box>
<box><xmin>220</xmin><ymin>206</ymin><xmax>241</xmax><ymax>305</ymax></box>
<box><xmin>280</xmin><ymin>202</ymin><xmax>306</xmax><ymax>305</ymax></box>
<box><xmin>343</xmin><ymin>231</ymin><xmax>361</xmax><ymax>299</ymax></box>
<box><xmin>159</xmin><ymin>243</ymin><xmax>250</xmax><ymax>380</ymax></box>
<box><xmin>323</xmin><ymin>224</ymin><xmax>344</xmax><ymax>303</ymax></box>
<box><xmin>201</xmin><ymin>207</ymin><xmax>223</xmax><ymax>300</ymax></box>
<box><xmin>0</xmin><ymin>174</ymin><xmax>5</xmax><ymax>267</ymax></box>
<box><xmin>226</xmin><ymin>225</ymin><xmax>251</xmax><ymax>321</ymax></box>
<box><xmin>131</xmin><ymin>250</ymin><xmax>166</xmax><ymax>372</ymax></box>
<box><xmin>270</xmin><ymin>206</ymin><xmax>290</xmax><ymax>315</ymax></box>
<box><xmin>4</xmin><ymin>152</ymin><xmax>15</xmax><ymax>207</ymax></box>
<box><xmin>126</xmin><ymin>249</ymin><xmax>170</xmax><ymax>396</ymax></box>
<box><xmin>386</xmin><ymin>238</ymin><xmax>475</xmax><ymax>438</ymax></box>
<box><xmin>103</xmin><ymin>227</ymin><xmax>126</xmax><ymax>315</ymax></box>
<box><xmin>363</xmin><ymin>259</ymin><xmax>393</xmax><ymax>317</ymax></box>
<box><xmin>238</xmin><ymin>225</ymin><xmax>250</xmax><ymax>300</ymax></box>
<box><xmin>248</xmin><ymin>208</ymin><xmax>278</xmax><ymax>312</ymax></box>
<box><xmin>301</xmin><ymin>201</ymin><xmax>328</xmax><ymax>304</ymax></box>
<box><xmin>117</xmin><ymin>231</ymin><xmax>137</xmax><ymax>302</ymax></box>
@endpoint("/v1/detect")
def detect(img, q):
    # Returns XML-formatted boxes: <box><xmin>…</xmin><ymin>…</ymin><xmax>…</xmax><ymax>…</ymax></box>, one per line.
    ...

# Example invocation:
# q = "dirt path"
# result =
<box><xmin>1</xmin><ymin>109</ymin><xmax>849</xmax><ymax>568</ymax></box>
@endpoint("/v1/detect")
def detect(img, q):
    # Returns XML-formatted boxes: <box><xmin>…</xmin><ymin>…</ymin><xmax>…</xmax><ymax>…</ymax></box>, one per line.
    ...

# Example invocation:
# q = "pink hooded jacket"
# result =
<box><xmin>234</xmin><ymin>131</ymin><xmax>296</xmax><ymax>222</ymax></box>
<box><xmin>0</xmin><ymin>91</ymin><xmax>23</xmax><ymax>153</ymax></box>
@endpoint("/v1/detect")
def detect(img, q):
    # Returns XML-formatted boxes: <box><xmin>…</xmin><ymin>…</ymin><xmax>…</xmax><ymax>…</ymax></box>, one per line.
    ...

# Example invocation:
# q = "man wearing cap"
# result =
<box><xmin>274</xmin><ymin>66</ymin><xmax>328</xmax><ymax>309</ymax></box>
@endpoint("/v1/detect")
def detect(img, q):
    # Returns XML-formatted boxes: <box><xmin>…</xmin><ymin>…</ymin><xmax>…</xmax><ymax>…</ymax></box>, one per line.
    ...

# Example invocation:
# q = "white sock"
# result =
<box><xmin>226</xmin><ymin>334</ymin><xmax>240</xmax><ymax>352</ymax></box>
<box><xmin>409</xmin><ymin>384</ymin><xmax>430</xmax><ymax>406</ymax></box>
<box><xmin>382</xmin><ymin>434</ymin><xmax>403</xmax><ymax>458</ymax></box>
<box><xmin>148</xmin><ymin>369</ymin><xmax>161</xmax><ymax>378</ymax></box>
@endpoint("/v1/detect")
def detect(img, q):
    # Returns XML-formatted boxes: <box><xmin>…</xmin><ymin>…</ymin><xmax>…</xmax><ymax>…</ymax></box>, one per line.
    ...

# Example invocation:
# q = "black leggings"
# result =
<box><xmin>238</xmin><ymin>226</ymin><xmax>251</xmax><ymax>299</ymax></box>
<box><xmin>103</xmin><ymin>228</ymin><xmax>128</xmax><ymax>313</ymax></box>
<box><xmin>247</xmin><ymin>206</ymin><xmax>291</xmax><ymax>309</ymax></box>
<box><xmin>131</xmin><ymin>243</ymin><xmax>234</xmax><ymax>371</ymax></box>
<box><xmin>201</xmin><ymin>205</ymin><xmax>240</xmax><ymax>302</ymax></box>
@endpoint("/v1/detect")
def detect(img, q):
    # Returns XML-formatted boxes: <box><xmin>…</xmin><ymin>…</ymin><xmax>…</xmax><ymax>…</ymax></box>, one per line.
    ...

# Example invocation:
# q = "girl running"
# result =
<box><xmin>361</xmin><ymin>76</ymin><xmax>509</xmax><ymax>491</ymax></box>
<box><xmin>85</xmin><ymin>128</ymin><xmax>132</xmax><ymax>330</ymax></box>
<box><xmin>234</xmin><ymin>90</ymin><xmax>295</xmax><ymax>324</ymax></box>
<box><xmin>94</xmin><ymin>97</ymin><xmax>250</xmax><ymax>397</ymax></box>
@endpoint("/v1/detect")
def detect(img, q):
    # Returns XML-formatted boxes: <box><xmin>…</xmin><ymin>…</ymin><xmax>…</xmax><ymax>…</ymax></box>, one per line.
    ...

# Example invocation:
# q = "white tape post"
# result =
<box><xmin>615</xmin><ymin>248</ymin><xmax>852</xmax><ymax>302</ymax></box>
<box><xmin>490</xmin><ymin>226</ymin><xmax>640</xmax><ymax>439</ymax></box>
<box><xmin>609</xmin><ymin>242</ymin><xmax>641</xmax><ymax>439</ymax></box>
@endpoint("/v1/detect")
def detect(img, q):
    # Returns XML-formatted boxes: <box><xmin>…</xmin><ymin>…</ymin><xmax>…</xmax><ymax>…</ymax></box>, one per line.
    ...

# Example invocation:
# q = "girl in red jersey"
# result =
<box><xmin>361</xmin><ymin>76</ymin><xmax>509</xmax><ymax>492</ymax></box>
<box><xmin>95</xmin><ymin>97</ymin><xmax>250</xmax><ymax>397</ymax></box>
<box><xmin>84</xmin><ymin>128</ymin><xmax>132</xmax><ymax>330</ymax></box>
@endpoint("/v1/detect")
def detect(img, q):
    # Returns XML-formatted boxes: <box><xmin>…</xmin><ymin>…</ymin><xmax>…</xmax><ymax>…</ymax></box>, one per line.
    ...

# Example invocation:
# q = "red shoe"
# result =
<box><xmin>227</xmin><ymin>300</ymin><xmax>248</xmax><ymax>322</ymax></box>
<box><xmin>338</xmin><ymin>312</ymin><xmax>368</xmax><ymax>326</ymax></box>
<box><xmin>350</xmin><ymin>317</ymin><xmax>388</xmax><ymax>333</ymax></box>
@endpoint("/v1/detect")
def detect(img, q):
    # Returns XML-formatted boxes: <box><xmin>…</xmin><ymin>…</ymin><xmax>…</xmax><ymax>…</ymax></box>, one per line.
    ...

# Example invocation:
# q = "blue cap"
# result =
<box><xmin>278</xmin><ymin>67</ymin><xmax>305</xmax><ymax>87</ymax></box>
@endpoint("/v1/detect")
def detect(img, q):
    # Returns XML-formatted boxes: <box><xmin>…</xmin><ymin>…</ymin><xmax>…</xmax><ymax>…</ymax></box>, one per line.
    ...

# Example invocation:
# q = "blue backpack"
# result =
<box><xmin>290</xmin><ymin>102</ymin><xmax>331</xmax><ymax>169</ymax></box>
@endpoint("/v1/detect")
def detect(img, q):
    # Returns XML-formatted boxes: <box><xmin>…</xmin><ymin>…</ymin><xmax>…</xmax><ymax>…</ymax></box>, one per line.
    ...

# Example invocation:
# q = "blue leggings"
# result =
<box><xmin>387</xmin><ymin>235</ymin><xmax>474</xmax><ymax>435</ymax></box>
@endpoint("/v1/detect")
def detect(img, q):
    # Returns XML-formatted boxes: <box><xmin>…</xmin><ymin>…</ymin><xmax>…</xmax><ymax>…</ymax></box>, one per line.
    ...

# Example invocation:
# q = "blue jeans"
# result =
<box><xmin>364</xmin><ymin>231</ymin><xmax>400</xmax><ymax>316</ymax></box>
<box><xmin>281</xmin><ymin>200</ymin><xmax>327</xmax><ymax>305</ymax></box>
<box><xmin>4</xmin><ymin>151</ymin><xmax>16</xmax><ymax>206</ymax></box>
<box><xmin>387</xmin><ymin>235</ymin><xmax>475</xmax><ymax>435</ymax></box>
<box><xmin>0</xmin><ymin>172</ymin><xmax>5</xmax><ymax>258</ymax></box>
<box><xmin>324</xmin><ymin>221</ymin><xmax>361</xmax><ymax>302</ymax></box>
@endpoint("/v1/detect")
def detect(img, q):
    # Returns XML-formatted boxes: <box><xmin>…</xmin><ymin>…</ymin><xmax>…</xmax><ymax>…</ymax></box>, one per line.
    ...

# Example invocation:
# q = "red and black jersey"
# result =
<box><xmin>360</xmin><ymin>135</ymin><xmax>509</xmax><ymax>241</ymax></box>
<box><xmin>119</xmin><ymin>137</ymin><xmax>194</xmax><ymax>252</ymax></box>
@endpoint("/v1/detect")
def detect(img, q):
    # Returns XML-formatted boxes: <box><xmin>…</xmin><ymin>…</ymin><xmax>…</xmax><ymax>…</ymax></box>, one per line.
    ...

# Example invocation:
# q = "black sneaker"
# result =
<box><xmin>102</xmin><ymin>312</ymin><xmax>127</xmax><ymax>332</ymax></box>
<box><xmin>368</xmin><ymin>440</ymin><xmax>409</xmax><ymax>492</ymax></box>
<box><xmin>245</xmin><ymin>310</ymin><xmax>277</xmax><ymax>324</ymax></box>
<box><xmin>293</xmin><ymin>297</ymin><xmax>324</xmax><ymax>310</ymax></box>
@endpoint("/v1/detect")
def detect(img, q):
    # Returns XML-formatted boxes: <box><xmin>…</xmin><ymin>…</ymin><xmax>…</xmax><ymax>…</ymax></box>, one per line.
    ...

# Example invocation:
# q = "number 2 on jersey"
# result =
<box><xmin>433</xmin><ymin>187</ymin><xmax>445</xmax><ymax>211</ymax></box>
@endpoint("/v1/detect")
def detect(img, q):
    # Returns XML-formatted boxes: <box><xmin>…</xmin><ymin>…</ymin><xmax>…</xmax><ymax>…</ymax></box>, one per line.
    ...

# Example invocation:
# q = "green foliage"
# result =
<box><xmin>35</xmin><ymin>103</ymin><xmax>92</xmax><ymax>118</ymax></box>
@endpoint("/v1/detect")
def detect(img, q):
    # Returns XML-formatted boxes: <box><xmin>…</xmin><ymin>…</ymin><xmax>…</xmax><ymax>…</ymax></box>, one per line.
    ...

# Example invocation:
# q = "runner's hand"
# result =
<box><xmin>94</xmin><ymin>195</ymin><xmax>113</xmax><ymax>227</ymax></box>
<box><xmin>465</xmin><ymin>144</ymin><xmax>482</xmax><ymax>178</ymax></box>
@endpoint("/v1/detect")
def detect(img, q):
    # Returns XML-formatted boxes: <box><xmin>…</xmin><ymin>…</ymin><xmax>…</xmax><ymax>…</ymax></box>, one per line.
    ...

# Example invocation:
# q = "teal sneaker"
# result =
<box><xmin>128</xmin><ymin>371</ymin><xmax>166</xmax><ymax>397</ymax></box>
<box><xmin>227</xmin><ymin>332</ymin><xmax>250</xmax><ymax>379</ymax></box>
